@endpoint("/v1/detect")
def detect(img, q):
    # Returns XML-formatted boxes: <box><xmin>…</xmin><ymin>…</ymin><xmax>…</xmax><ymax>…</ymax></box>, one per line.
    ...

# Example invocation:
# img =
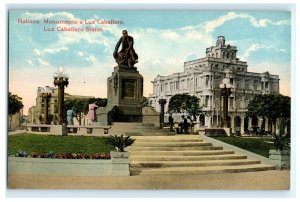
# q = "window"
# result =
<box><xmin>265</xmin><ymin>82</ymin><xmax>269</xmax><ymax>89</ymax></box>
<box><xmin>205</xmin><ymin>96</ymin><xmax>209</xmax><ymax>107</ymax></box>
<box><xmin>229</xmin><ymin>97</ymin><xmax>234</xmax><ymax>108</ymax></box>
<box><xmin>206</xmin><ymin>75</ymin><xmax>209</xmax><ymax>86</ymax></box>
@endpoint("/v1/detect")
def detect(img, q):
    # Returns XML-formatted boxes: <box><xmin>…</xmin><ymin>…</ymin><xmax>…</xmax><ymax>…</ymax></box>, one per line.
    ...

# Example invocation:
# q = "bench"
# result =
<box><xmin>66</xmin><ymin>125</ymin><xmax>111</xmax><ymax>135</ymax></box>
<box><xmin>26</xmin><ymin>124</ymin><xmax>51</xmax><ymax>132</ymax></box>
<box><xmin>26</xmin><ymin>124</ymin><xmax>111</xmax><ymax>135</ymax></box>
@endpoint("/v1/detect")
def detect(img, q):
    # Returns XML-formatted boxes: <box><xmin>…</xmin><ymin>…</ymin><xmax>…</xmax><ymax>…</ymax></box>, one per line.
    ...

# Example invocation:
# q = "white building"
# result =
<box><xmin>149</xmin><ymin>36</ymin><xmax>280</xmax><ymax>135</ymax></box>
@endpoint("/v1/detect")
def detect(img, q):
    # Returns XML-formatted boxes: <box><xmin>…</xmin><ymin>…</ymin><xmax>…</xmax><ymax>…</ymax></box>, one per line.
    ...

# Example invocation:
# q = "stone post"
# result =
<box><xmin>158</xmin><ymin>99</ymin><xmax>167</xmax><ymax>128</ymax></box>
<box><xmin>240</xmin><ymin>116</ymin><xmax>245</xmax><ymax>135</ymax></box>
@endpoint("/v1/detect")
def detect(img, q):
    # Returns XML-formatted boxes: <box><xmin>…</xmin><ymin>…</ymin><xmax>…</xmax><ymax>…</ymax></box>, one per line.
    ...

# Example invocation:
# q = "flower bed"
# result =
<box><xmin>15</xmin><ymin>150</ymin><xmax>111</xmax><ymax>160</ymax></box>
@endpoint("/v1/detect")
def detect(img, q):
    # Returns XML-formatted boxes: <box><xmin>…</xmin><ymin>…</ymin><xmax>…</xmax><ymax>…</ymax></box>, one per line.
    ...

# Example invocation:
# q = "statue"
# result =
<box><xmin>113</xmin><ymin>30</ymin><xmax>138</xmax><ymax>67</ymax></box>
<box><xmin>87</xmin><ymin>103</ymin><xmax>98</xmax><ymax>125</ymax></box>
<box><xmin>67</xmin><ymin>109</ymin><xmax>76</xmax><ymax>125</ymax></box>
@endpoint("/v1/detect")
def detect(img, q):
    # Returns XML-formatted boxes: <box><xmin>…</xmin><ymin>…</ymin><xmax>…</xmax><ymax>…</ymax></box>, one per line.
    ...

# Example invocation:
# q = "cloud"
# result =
<box><xmin>37</xmin><ymin>58</ymin><xmax>50</xmax><ymax>66</ymax></box>
<box><xmin>204</xmin><ymin>12</ymin><xmax>238</xmax><ymax>33</ymax></box>
<box><xmin>24</xmin><ymin>11</ymin><xmax>77</xmax><ymax>21</ymax></box>
<box><xmin>43</xmin><ymin>47</ymin><xmax>69</xmax><ymax>54</ymax></box>
<box><xmin>204</xmin><ymin>12</ymin><xmax>290</xmax><ymax>33</ymax></box>
<box><xmin>77</xmin><ymin>51</ymin><xmax>84</xmax><ymax>57</ymax></box>
<box><xmin>240</xmin><ymin>44</ymin><xmax>287</xmax><ymax>61</ymax></box>
<box><xmin>27</xmin><ymin>59</ymin><xmax>33</xmax><ymax>65</ymax></box>
<box><xmin>34</xmin><ymin>49</ymin><xmax>41</xmax><ymax>56</ymax></box>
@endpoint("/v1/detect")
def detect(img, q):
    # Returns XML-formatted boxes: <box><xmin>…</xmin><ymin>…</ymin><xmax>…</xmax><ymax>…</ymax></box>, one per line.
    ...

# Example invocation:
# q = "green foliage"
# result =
<box><xmin>8</xmin><ymin>134</ymin><xmax>114</xmax><ymax>154</ymax></box>
<box><xmin>15</xmin><ymin>150</ymin><xmax>28</xmax><ymax>157</ymax></box>
<box><xmin>105</xmin><ymin>135</ymin><xmax>135</xmax><ymax>152</ymax></box>
<box><xmin>8</xmin><ymin>92</ymin><xmax>24</xmax><ymax>115</ymax></box>
<box><xmin>247</xmin><ymin>94</ymin><xmax>291</xmax><ymax>123</ymax></box>
<box><xmin>214</xmin><ymin>137</ymin><xmax>276</xmax><ymax>158</ymax></box>
<box><xmin>168</xmin><ymin>94</ymin><xmax>202</xmax><ymax>119</ymax></box>
<box><xmin>64</xmin><ymin>97</ymin><xmax>107</xmax><ymax>124</ymax></box>
<box><xmin>272</xmin><ymin>118</ymin><xmax>290</xmax><ymax>151</ymax></box>
<box><xmin>142</xmin><ymin>96</ymin><xmax>149</xmax><ymax>106</ymax></box>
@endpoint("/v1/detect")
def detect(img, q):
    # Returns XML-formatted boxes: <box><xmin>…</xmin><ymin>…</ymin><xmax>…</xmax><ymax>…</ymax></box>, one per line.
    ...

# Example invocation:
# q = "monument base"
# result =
<box><xmin>96</xmin><ymin>65</ymin><xmax>143</xmax><ymax>125</ymax></box>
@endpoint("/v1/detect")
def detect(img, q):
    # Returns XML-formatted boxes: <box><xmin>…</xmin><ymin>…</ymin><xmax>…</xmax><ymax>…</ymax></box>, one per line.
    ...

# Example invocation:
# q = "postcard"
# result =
<box><xmin>8</xmin><ymin>8</ymin><xmax>291</xmax><ymax>192</ymax></box>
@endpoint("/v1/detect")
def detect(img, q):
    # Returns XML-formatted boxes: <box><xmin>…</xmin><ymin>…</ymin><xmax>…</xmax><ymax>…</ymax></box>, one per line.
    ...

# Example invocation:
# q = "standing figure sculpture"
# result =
<box><xmin>67</xmin><ymin>108</ymin><xmax>76</xmax><ymax>125</ymax></box>
<box><xmin>87</xmin><ymin>103</ymin><xmax>98</xmax><ymax>125</ymax></box>
<box><xmin>113</xmin><ymin>30</ymin><xmax>138</xmax><ymax>67</ymax></box>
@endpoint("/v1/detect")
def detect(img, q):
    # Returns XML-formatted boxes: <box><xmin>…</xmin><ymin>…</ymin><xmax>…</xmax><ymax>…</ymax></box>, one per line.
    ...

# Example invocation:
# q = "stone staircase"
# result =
<box><xmin>129</xmin><ymin>135</ymin><xmax>275</xmax><ymax>175</ymax></box>
<box><xmin>108</xmin><ymin>122</ymin><xmax>175</xmax><ymax>136</ymax></box>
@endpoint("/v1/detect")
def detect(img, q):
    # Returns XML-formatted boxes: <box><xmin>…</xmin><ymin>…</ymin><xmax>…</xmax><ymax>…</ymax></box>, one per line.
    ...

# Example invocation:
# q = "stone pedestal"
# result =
<box><xmin>96</xmin><ymin>66</ymin><xmax>143</xmax><ymax>125</ymax></box>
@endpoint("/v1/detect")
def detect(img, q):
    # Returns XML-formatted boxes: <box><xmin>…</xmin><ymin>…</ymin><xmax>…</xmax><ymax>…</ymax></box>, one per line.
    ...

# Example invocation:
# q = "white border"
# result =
<box><xmin>1</xmin><ymin>0</ymin><xmax>298</xmax><ymax>201</ymax></box>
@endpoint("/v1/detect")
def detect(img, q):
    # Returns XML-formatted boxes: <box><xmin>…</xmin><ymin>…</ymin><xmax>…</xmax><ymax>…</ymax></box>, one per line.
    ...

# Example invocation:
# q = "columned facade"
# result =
<box><xmin>149</xmin><ymin>36</ymin><xmax>280</xmax><ymax>135</ymax></box>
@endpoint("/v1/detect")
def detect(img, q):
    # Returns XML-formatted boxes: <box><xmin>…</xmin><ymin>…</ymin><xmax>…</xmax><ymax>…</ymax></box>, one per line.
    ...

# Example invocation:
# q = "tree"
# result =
<box><xmin>8</xmin><ymin>92</ymin><xmax>24</xmax><ymax>115</ymax></box>
<box><xmin>64</xmin><ymin>98</ymin><xmax>107</xmax><ymax>125</ymax></box>
<box><xmin>142</xmin><ymin>96</ymin><xmax>149</xmax><ymax>107</ymax></box>
<box><xmin>8</xmin><ymin>92</ymin><xmax>24</xmax><ymax>129</ymax></box>
<box><xmin>168</xmin><ymin>94</ymin><xmax>202</xmax><ymax>120</ymax></box>
<box><xmin>247</xmin><ymin>94</ymin><xmax>290</xmax><ymax>134</ymax></box>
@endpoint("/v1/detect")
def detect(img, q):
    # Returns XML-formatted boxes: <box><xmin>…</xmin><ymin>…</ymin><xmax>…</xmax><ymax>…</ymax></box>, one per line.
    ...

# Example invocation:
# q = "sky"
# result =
<box><xmin>8</xmin><ymin>10</ymin><xmax>291</xmax><ymax>115</ymax></box>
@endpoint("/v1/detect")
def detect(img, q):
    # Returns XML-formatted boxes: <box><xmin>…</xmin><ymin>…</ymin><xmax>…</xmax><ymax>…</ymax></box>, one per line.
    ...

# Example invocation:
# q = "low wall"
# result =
<box><xmin>8</xmin><ymin>157</ymin><xmax>130</xmax><ymax>176</ymax></box>
<box><xmin>200</xmin><ymin>134</ymin><xmax>278</xmax><ymax>168</ymax></box>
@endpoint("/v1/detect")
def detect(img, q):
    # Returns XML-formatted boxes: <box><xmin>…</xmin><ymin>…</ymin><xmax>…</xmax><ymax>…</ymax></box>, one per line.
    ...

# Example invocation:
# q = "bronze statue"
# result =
<box><xmin>113</xmin><ymin>30</ymin><xmax>138</xmax><ymax>67</ymax></box>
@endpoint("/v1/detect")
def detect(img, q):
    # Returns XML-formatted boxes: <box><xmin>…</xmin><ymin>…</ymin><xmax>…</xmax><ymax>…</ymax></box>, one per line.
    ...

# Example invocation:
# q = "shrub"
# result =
<box><xmin>105</xmin><ymin>135</ymin><xmax>135</xmax><ymax>152</ymax></box>
<box><xmin>39</xmin><ymin>153</ymin><xmax>47</xmax><ymax>158</ymax></box>
<box><xmin>65</xmin><ymin>153</ymin><xmax>72</xmax><ymax>159</ymax></box>
<box><xmin>77</xmin><ymin>153</ymin><xmax>84</xmax><ymax>159</ymax></box>
<box><xmin>47</xmin><ymin>151</ymin><xmax>55</xmax><ymax>158</ymax></box>
<box><xmin>15</xmin><ymin>150</ymin><xmax>28</xmax><ymax>157</ymax></box>
<box><xmin>272</xmin><ymin>118</ymin><xmax>290</xmax><ymax>151</ymax></box>
<box><xmin>31</xmin><ymin>152</ymin><xmax>39</xmax><ymax>158</ymax></box>
<box><xmin>84</xmin><ymin>153</ymin><xmax>91</xmax><ymax>159</ymax></box>
<box><xmin>55</xmin><ymin>153</ymin><xmax>66</xmax><ymax>159</ymax></box>
<box><xmin>93</xmin><ymin>153</ymin><xmax>101</xmax><ymax>159</ymax></box>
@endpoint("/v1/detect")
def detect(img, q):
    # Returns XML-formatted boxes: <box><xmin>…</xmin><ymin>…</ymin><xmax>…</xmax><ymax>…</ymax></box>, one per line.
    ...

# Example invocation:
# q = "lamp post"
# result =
<box><xmin>41</xmin><ymin>86</ymin><xmax>52</xmax><ymax>124</ymax></box>
<box><xmin>219</xmin><ymin>77</ymin><xmax>232</xmax><ymax>128</ymax></box>
<box><xmin>159</xmin><ymin>99</ymin><xmax>167</xmax><ymax>128</ymax></box>
<box><xmin>53</xmin><ymin>66</ymin><xmax>69</xmax><ymax>125</ymax></box>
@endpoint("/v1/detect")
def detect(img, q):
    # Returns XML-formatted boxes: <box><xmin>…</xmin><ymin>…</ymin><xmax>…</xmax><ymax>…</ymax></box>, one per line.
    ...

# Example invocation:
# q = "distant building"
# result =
<box><xmin>8</xmin><ymin>108</ymin><xmax>24</xmax><ymax>131</ymax></box>
<box><xmin>28</xmin><ymin>86</ymin><xmax>94</xmax><ymax>124</ymax></box>
<box><xmin>149</xmin><ymin>36</ymin><xmax>280</xmax><ymax>135</ymax></box>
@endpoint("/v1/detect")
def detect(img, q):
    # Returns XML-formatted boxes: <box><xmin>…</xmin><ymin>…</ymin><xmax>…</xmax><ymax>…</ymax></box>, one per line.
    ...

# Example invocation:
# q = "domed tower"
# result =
<box><xmin>216</xmin><ymin>36</ymin><xmax>225</xmax><ymax>47</ymax></box>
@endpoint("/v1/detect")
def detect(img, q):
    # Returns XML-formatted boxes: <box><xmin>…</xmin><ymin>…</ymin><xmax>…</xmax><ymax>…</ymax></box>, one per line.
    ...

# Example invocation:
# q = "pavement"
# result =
<box><xmin>7</xmin><ymin>170</ymin><xmax>290</xmax><ymax>190</ymax></box>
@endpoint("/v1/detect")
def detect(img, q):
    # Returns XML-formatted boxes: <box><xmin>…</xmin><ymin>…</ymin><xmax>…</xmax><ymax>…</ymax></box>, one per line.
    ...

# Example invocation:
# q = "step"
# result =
<box><xmin>129</xmin><ymin>146</ymin><xmax>223</xmax><ymax>151</ymax></box>
<box><xmin>130</xmin><ymin>164</ymin><xmax>276</xmax><ymax>175</ymax></box>
<box><xmin>130</xmin><ymin>159</ymin><xmax>261</xmax><ymax>168</ymax></box>
<box><xmin>129</xmin><ymin>154</ymin><xmax>247</xmax><ymax>161</ymax></box>
<box><xmin>132</xmin><ymin>142</ymin><xmax>212</xmax><ymax>147</ymax></box>
<box><xmin>132</xmin><ymin>136</ymin><xmax>202</xmax><ymax>141</ymax></box>
<box><xmin>134</xmin><ymin>139</ymin><xmax>203</xmax><ymax>143</ymax></box>
<box><xmin>124</xmin><ymin>132</ymin><xmax>176</xmax><ymax>136</ymax></box>
<box><xmin>129</xmin><ymin>150</ymin><xmax>235</xmax><ymax>156</ymax></box>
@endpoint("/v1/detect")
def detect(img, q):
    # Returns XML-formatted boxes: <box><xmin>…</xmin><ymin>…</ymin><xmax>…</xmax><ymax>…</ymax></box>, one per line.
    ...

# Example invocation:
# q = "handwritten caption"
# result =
<box><xmin>17</xmin><ymin>18</ymin><xmax>124</xmax><ymax>32</ymax></box>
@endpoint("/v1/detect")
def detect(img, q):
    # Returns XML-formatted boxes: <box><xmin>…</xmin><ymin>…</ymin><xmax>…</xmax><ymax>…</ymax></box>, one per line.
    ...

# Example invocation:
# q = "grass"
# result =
<box><xmin>213</xmin><ymin>136</ymin><xmax>276</xmax><ymax>158</ymax></box>
<box><xmin>8</xmin><ymin>133</ymin><xmax>115</xmax><ymax>155</ymax></box>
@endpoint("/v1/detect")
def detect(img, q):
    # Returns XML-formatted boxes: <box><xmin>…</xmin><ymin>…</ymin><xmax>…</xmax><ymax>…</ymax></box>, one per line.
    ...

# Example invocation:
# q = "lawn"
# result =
<box><xmin>213</xmin><ymin>136</ymin><xmax>276</xmax><ymax>158</ymax></box>
<box><xmin>8</xmin><ymin>133</ymin><xmax>115</xmax><ymax>155</ymax></box>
